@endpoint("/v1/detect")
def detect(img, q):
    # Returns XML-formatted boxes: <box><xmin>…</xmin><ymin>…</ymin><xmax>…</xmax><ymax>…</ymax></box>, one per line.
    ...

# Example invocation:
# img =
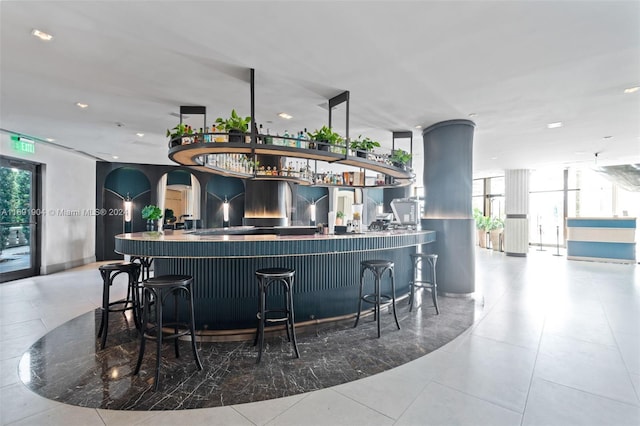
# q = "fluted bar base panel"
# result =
<box><xmin>155</xmin><ymin>247</ymin><xmax>420</xmax><ymax>330</ymax></box>
<box><xmin>420</xmin><ymin>218</ymin><xmax>475</xmax><ymax>295</ymax></box>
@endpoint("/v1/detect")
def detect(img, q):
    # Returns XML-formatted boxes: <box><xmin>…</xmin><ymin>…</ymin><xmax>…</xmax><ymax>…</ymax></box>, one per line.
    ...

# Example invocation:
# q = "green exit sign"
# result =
<box><xmin>11</xmin><ymin>135</ymin><xmax>36</xmax><ymax>154</ymax></box>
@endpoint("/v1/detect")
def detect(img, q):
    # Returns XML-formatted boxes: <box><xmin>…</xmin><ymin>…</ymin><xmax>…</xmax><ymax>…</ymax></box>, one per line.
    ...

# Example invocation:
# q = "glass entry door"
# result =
<box><xmin>0</xmin><ymin>156</ymin><xmax>40</xmax><ymax>282</ymax></box>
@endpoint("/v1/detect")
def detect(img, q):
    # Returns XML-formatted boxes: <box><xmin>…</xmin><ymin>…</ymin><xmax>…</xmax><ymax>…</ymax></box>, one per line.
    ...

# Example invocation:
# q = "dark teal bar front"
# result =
<box><xmin>115</xmin><ymin>230</ymin><xmax>436</xmax><ymax>330</ymax></box>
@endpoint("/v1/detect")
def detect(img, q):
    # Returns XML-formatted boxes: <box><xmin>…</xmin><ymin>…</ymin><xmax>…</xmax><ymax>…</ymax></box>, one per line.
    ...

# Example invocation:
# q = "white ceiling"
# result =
<box><xmin>1</xmin><ymin>1</ymin><xmax>639</xmax><ymax>178</ymax></box>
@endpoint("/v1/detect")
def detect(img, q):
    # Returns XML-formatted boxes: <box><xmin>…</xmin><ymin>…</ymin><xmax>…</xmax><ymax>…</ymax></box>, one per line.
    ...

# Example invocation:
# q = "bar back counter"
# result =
<box><xmin>116</xmin><ymin>229</ymin><xmax>436</xmax><ymax>338</ymax></box>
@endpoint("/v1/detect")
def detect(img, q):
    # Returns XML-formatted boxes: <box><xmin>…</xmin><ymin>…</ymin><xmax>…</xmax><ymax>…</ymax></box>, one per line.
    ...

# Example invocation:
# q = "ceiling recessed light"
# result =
<box><xmin>136</xmin><ymin>133</ymin><xmax>144</xmax><ymax>137</ymax></box>
<box><xmin>76</xmin><ymin>102</ymin><xmax>88</xmax><ymax>109</ymax></box>
<box><xmin>415</xmin><ymin>125</ymin><xmax>422</xmax><ymax>129</ymax></box>
<box><xmin>468</xmin><ymin>113</ymin><xmax>477</xmax><ymax>118</ymax></box>
<box><xmin>603</xmin><ymin>135</ymin><xmax>613</xmax><ymax>140</ymax></box>
<box><xmin>623</xmin><ymin>86</ymin><xmax>639</xmax><ymax>94</ymax></box>
<box><xmin>490</xmin><ymin>157</ymin><xmax>498</xmax><ymax>160</ymax></box>
<box><xmin>547</xmin><ymin>122</ymin><xmax>563</xmax><ymax>129</ymax></box>
<box><xmin>278</xmin><ymin>112</ymin><xmax>293</xmax><ymax>120</ymax></box>
<box><xmin>45</xmin><ymin>138</ymin><xmax>55</xmax><ymax>142</ymax></box>
<box><xmin>112</xmin><ymin>155</ymin><xmax>119</xmax><ymax>160</ymax></box>
<box><xmin>31</xmin><ymin>29</ymin><xmax>53</xmax><ymax>41</ymax></box>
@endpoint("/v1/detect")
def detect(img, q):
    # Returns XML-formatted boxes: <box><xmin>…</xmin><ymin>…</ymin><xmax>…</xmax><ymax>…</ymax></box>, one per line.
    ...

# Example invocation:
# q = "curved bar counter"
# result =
<box><xmin>115</xmin><ymin>229</ymin><xmax>435</xmax><ymax>336</ymax></box>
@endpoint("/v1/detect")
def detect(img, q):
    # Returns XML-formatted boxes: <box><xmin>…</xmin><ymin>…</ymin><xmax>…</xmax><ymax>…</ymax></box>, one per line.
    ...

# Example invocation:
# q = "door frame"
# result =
<box><xmin>0</xmin><ymin>155</ymin><xmax>42</xmax><ymax>282</ymax></box>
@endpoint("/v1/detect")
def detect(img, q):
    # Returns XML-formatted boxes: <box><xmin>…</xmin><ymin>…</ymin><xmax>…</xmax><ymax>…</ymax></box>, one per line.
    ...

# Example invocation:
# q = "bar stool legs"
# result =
<box><xmin>134</xmin><ymin>275</ymin><xmax>202</xmax><ymax>391</ymax></box>
<box><xmin>97</xmin><ymin>262</ymin><xmax>141</xmax><ymax>350</ymax></box>
<box><xmin>254</xmin><ymin>268</ymin><xmax>300</xmax><ymax>363</ymax></box>
<box><xmin>354</xmin><ymin>260</ymin><xmax>400</xmax><ymax>338</ymax></box>
<box><xmin>409</xmin><ymin>253</ymin><xmax>439</xmax><ymax>314</ymax></box>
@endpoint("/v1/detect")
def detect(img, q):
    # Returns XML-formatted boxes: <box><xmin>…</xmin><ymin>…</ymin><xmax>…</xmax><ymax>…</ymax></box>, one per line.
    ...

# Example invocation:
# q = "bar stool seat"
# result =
<box><xmin>409</xmin><ymin>253</ymin><xmax>439</xmax><ymax>314</ymax></box>
<box><xmin>134</xmin><ymin>274</ymin><xmax>202</xmax><ymax>391</ymax></box>
<box><xmin>97</xmin><ymin>262</ymin><xmax>141</xmax><ymax>349</ymax></box>
<box><xmin>254</xmin><ymin>267</ymin><xmax>300</xmax><ymax>363</ymax></box>
<box><xmin>354</xmin><ymin>259</ymin><xmax>400</xmax><ymax>338</ymax></box>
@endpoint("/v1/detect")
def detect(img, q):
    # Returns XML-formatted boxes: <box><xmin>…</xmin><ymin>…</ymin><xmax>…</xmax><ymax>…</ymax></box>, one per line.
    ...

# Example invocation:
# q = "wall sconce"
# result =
<box><xmin>124</xmin><ymin>193</ymin><xmax>132</xmax><ymax>222</ymax></box>
<box><xmin>310</xmin><ymin>199</ymin><xmax>316</xmax><ymax>226</ymax></box>
<box><xmin>123</xmin><ymin>193</ymin><xmax>132</xmax><ymax>233</ymax></box>
<box><xmin>222</xmin><ymin>196</ymin><xmax>230</xmax><ymax>227</ymax></box>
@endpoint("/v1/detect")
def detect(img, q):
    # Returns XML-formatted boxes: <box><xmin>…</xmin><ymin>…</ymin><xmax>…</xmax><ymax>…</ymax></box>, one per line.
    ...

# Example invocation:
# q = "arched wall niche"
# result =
<box><xmin>102</xmin><ymin>167</ymin><xmax>151</xmax><ymax>260</ymax></box>
<box><xmin>206</xmin><ymin>175</ymin><xmax>245</xmax><ymax>227</ymax></box>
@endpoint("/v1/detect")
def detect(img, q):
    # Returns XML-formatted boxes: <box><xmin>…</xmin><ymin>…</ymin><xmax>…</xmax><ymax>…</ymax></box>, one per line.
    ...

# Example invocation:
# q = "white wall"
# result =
<box><xmin>1</xmin><ymin>134</ymin><xmax>96</xmax><ymax>274</ymax></box>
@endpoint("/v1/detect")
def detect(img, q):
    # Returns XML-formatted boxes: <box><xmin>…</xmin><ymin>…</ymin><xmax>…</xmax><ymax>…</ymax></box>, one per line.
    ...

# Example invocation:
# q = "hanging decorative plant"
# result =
<box><xmin>214</xmin><ymin>109</ymin><xmax>251</xmax><ymax>142</ymax></box>
<box><xmin>306</xmin><ymin>126</ymin><xmax>344</xmax><ymax>151</ymax></box>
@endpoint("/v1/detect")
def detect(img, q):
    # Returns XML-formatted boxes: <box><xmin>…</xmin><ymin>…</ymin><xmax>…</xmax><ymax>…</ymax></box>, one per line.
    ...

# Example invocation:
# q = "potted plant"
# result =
<box><xmin>390</xmin><ymin>149</ymin><xmax>412</xmax><ymax>169</ymax></box>
<box><xmin>335</xmin><ymin>211</ymin><xmax>344</xmax><ymax>225</ymax></box>
<box><xmin>473</xmin><ymin>208</ymin><xmax>490</xmax><ymax>248</ymax></box>
<box><xmin>166</xmin><ymin>123</ymin><xmax>194</xmax><ymax>147</ymax></box>
<box><xmin>487</xmin><ymin>216</ymin><xmax>504</xmax><ymax>251</ymax></box>
<box><xmin>142</xmin><ymin>205</ymin><xmax>163</xmax><ymax>231</ymax></box>
<box><xmin>214</xmin><ymin>109</ymin><xmax>251</xmax><ymax>143</ymax></box>
<box><xmin>307</xmin><ymin>126</ymin><xmax>344</xmax><ymax>151</ymax></box>
<box><xmin>350</xmin><ymin>136</ymin><xmax>381</xmax><ymax>158</ymax></box>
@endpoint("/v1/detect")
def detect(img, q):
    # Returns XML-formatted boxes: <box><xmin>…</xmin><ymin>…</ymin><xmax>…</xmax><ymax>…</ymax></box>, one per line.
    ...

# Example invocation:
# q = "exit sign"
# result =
<box><xmin>10</xmin><ymin>135</ymin><xmax>36</xmax><ymax>154</ymax></box>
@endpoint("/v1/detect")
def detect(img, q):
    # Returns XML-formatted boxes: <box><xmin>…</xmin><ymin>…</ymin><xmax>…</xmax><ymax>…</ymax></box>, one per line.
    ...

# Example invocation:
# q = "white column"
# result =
<box><xmin>504</xmin><ymin>169</ymin><xmax>529</xmax><ymax>256</ymax></box>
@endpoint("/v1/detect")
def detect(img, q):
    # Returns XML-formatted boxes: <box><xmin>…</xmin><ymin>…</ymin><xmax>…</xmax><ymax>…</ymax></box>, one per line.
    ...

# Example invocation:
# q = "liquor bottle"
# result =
<box><xmin>258</xmin><ymin>124</ymin><xmax>264</xmax><ymax>144</ymax></box>
<box><xmin>282</xmin><ymin>130</ymin><xmax>290</xmax><ymax>147</ymax></box>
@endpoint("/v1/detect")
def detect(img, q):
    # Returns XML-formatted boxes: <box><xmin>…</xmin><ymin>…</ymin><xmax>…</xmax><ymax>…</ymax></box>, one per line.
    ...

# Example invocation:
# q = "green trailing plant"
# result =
<box><xmin>336</xmin><ymin>211</ymin><xmax>345</xmax><ymax>219</ymax></box>
<box><xmin>214</xmin><ymin>109</ymin><xmax>251</xmax><ymax>132</ymax></box>
<box><xmin>390</xmin><ymin>149</ymin><xmax>412</xmax><ymax>166</ymax></box>
<box><xmin>307</xmin><ymin>126</ymin><xmax>344</xmax><ymax>145</ymax></box>
<box><xmin>141</xmin><ymin>205</ymin><xmax>162</xmax><ymax>221</ymax></box>
<box><xmin>166</xmin><ymin>123</ymin><xmax>194</xmax><ymax>139</ymax></box>
<box><xmin>350</xmin><ymin>135</ymin><xmax>381</xmax><ymax>152</ymax></box>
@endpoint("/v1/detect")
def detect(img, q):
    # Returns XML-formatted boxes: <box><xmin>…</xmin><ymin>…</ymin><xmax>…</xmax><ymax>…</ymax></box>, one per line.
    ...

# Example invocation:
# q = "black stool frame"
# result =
<box><xmin>354</xmin><ymin>260</ymin><xmax>400</xmax><ymax>338</ymax></box>
<box><xmin>97</xmin><ymin>262</ymin><xmax>141</xmax><ymax>350</ymax></box>
<box><xmin>134</xmin><ymin>275</ymin><xmax>202</xmax><ymax>391</ymax></box>
<box><xmin>408</xmin><ymin>253</ymin><xmax>439</xmax><ymax>314</ymax></box>
<box><xmin>254</xmin><ymin>268</ymin><xmax>300</xmax><ymax>363</ymax></box>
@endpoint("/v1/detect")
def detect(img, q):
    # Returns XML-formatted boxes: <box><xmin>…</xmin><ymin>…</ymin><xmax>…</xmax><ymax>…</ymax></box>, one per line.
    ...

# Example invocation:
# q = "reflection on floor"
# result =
<box><xmin>2</xmin><ymin>249</ymin><xmax>639</xmax><ymax>425</ymax></box>
<box><xmin>20</xmin><ymin>295</ymin><xmax>476</xmax><ymax>410</ymax></box>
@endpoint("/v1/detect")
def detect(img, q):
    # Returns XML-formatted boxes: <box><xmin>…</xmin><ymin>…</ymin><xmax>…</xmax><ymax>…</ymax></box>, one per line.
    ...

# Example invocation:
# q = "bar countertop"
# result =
<box><xmin>115</xmin><ymin>228</ymin><xmax>436</xmax><ymax>258</ymax></box>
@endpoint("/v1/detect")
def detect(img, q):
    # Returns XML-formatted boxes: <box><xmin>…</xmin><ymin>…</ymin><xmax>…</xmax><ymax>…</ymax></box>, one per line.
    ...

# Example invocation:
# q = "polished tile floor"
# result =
<box><xmin>1</xmin><ymin>248</ymin><xmax>639</xmax><ymax>425</ymax></box>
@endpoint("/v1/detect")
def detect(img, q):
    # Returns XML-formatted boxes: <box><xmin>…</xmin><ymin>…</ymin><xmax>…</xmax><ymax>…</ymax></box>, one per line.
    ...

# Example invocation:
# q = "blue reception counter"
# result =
<box><xmin>566</xmin><ymin>217</ymin><xmax>637</xmax><ymax>264</ymax></box>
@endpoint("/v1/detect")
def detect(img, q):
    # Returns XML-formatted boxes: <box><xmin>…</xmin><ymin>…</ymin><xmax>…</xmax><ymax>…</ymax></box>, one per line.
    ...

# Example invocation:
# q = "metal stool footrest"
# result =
<box><xmin>134</xmin><ymin>275</ymin><xmax>202</xmax><ymax>391</ymax></box>
<box><xmin>97</xmin><ymin>262</ymin><xmax>141</xmax><ymax>350</ymax></box>
<box><xmin>354</xmin><ymin>260</ymin><xmax>400</xmax><ymax>338</ymax></box>
<box><xmin>409</xmin><ymin>253</ymin><xmax>439</xmax><ymax>314</ymax></box>
<box><xmin>254</xmin><ymin>267</ymin><xmax>300</xmax><ymax>363</ymax></box>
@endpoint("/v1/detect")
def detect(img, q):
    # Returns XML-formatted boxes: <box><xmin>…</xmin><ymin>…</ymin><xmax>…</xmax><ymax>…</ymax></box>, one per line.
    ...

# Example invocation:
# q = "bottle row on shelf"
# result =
<box><xmin>201</xmin><ymin>154</ymin><xmax>395</xmax><ymax>187</ymax></box>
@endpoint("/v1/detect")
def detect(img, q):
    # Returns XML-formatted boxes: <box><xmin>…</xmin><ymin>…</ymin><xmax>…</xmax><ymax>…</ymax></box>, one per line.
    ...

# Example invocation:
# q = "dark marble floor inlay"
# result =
<box><xmin>19</xmin><ymin>295</ymin><xmax>477</xmax><ymax>410</ymax></box>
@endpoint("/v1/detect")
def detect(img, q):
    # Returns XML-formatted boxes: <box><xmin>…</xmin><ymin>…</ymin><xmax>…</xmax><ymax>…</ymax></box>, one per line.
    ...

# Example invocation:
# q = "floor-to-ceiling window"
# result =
<box><xmin>0</xmin><ymin>156</ymin><xmax>40</xmax><ymax>282</ymax></box>
<box><xmin>529</xmin><ymin>168</ymin><xmax>566</xmax><ymax>248</ymax></box>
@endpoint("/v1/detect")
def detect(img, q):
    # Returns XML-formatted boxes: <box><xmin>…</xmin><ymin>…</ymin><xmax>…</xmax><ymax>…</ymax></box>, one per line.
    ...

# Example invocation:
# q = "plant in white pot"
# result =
<box><xmin>487</xmin><ymin>216</ymin><xmax>504</xmax><ymax>251</ymax></box>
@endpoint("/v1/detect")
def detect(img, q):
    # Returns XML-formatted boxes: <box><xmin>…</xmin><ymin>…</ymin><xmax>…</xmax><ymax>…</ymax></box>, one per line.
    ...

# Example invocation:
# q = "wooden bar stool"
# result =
<box><xmin>253</xmin><ymin>267</ymin><xmax>300</xmax><ymax>363</ymax></box>
<box><xmin>408</xmin><ymin>253</ymin><xmax>439</xmax><ymax>314</ymax></box>
<box><xmin>134</xmin><ymin>274</ymin><xmax>202</xmax><ymax>391</ymax></box>
<box><xmin>97</xmin><ymin>262</ymin><xmax>141</xmax><ymax>349</ymax></box>
<box><xmin>354</xmin><ymin>259</ymin><xmax>400</xmax><ymax>338</ymax></box>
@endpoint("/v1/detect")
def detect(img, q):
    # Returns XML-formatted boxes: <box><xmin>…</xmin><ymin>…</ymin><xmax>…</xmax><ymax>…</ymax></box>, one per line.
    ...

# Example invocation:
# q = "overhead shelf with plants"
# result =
<box><xmin>166</xmin><ymin>68</ymin><xmax>415</xmax><ymax>188</ymax></box>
